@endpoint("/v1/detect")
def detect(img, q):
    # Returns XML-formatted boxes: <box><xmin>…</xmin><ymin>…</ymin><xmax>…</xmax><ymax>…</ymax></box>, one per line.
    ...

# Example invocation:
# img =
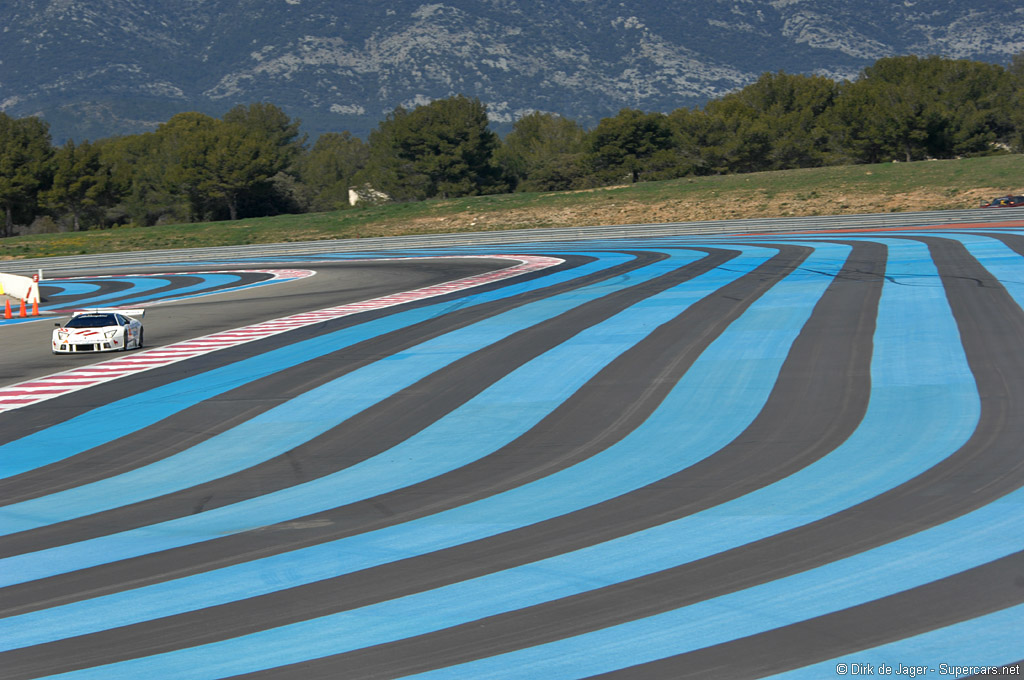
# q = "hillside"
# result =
<box><xmin>3</xmin><ymin>1</ymin><xmax>1024</xmax><ymax>142</ymax></box>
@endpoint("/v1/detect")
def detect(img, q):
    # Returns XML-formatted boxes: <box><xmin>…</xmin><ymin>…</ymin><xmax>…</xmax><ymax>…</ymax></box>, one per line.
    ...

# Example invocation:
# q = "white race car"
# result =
<box><xmin>52</xmin><ymin>309</ymin><xmax>145</xmax><ymax>354</ymax></box>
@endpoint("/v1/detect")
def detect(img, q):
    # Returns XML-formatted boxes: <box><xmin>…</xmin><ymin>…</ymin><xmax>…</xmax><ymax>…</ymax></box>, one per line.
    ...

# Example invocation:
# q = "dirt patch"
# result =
<box><xmin>388</xmin><ymin>186</ymin><xmax>1007</xmax><ymax>235</ymax></box>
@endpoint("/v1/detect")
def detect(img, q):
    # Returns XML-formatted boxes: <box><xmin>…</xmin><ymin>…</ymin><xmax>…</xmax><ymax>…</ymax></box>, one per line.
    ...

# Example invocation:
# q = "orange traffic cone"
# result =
<box><xmin>31</xmin><ymin>298</ymin><xmax>39</xmax><ymax>317</ymax></box>
<box><xmin>3</xmin><ymin>300</ymin><xmax>10</xmax><ymax>319</ymax></box>
<box><xmin>19</xmin><ymin>298</ymin><xmax>26</xmax><ymax>318</ymax></box>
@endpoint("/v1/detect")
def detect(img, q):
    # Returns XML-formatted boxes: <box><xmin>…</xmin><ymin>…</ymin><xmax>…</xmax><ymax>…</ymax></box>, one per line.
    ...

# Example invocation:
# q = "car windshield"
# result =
<box><xmin>65</xmin><ymin>314</ymin><xmax>118</xmax><ymax>328</ymax></box>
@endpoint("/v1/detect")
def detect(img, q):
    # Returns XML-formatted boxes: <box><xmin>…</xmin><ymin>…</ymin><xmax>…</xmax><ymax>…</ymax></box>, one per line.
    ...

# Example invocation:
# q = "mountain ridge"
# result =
<box><xmin>3</xmin><ymin>0</ymin><xmax>1023</xmax><ymax>142</ymax></box>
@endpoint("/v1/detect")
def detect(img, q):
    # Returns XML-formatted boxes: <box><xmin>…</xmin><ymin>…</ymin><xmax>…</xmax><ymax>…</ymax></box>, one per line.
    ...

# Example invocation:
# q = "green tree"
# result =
<box><xmin>101</xmin><ymin>132</ymin><xmax>181</xmax><ymax>226</ymax></box>
<box><xmin>496</xmin><ymin>112</ymin><xmax>587</xmax><ymax>191</ymax></box>
<box><xmin>1007</xmin><ymin>53</ymin><xmax>1024</xmax><ymax>151</ymax></box>
<box><xmin>296</xmin><ymin>131</ymin><xmax>369</xmax><ymax>211</ymax></box>
<box><xmin>156</xmin><ymin>107</ymin><xmax>303</xmax><ymax>221</ymax></box>
<box><xmin>584</xmin><ymin>109</ymin><xmax>680</xmax><ymax>184</ymax></box>
<box><xmin>688</xmin><ymin>72</ymin><xmax>837</xmax><ymax>173</ymax></box>
<box><xmin>222</xmin><ymin>102</ymin><xmax>307</xmax><ymax>216</ymax></box>
<box><xmin>933</xmin><ymin>59</ymin><xmax>1016</xmax><ymax>155</ymax></box>
<box><xmin>204</xmin><ymin>121</ymin><xmax>286</xmax><ymax>220</ymax></box>
<box><xmin>1009</xmin><ymin>52</ymin><xmax>1024</xmax><ymax>79</ymax></box>
<box><xmin>157</xmin><ymin>112</ymin><xmax>221</xmax><ymax>221</ymax></box>
<box><xmin>361</xmin><ymin>95</ymin><xmax>505</xmax><ymax>200</ymax></box>
<box><xmin>45</xmin><ymin>139</ymin><xmax>116</xmax><ymax>231</ymax></box>
<box><xmin>692</xmin><ymin>97</ymin><xmax>772</xmax><ymax>174</ymax></box>
<box><xmin>742</xmin><ymin>71</ymin><xmax>838</xmax><ymax>169</ymax></box>
<box><xmin>0</xmin><ymin>113</ymin><xmax>52</xmax><ymax>237</ymax></box>
<box><xmin>666</xmin><ymin>107</ymin><xmax>715</xmax><ymax>175</ymax></box>
<box><xmin>829</xmin><ymin>56</ymin><xmax>1011</xmax><ymax>163</ymax></box>
<box><xmin>223</xmin><ymin>102</ymin><xmax>306</xmax><ymax>160</ymax></box>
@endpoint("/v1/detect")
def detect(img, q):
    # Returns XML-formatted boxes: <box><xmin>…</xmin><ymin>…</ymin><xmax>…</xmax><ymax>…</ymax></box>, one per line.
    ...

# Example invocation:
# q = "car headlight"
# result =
<box><xmin>57</xmin><ymin>331</ymin><xmax>68</xmax><ymax>341</ymax></box>
<box><xmin>104</xmin><ymin>329</ymin><xmax>118</xmax><ymax>339</ymax></box>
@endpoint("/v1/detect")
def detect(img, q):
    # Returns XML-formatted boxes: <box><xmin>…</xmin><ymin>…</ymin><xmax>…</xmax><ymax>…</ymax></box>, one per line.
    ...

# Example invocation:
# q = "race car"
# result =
<box><xmin>980</xmin><ymin>195</ymin><xmax>1024</xmax><ymax>208</ymax></box>
<box><xmin>52</xmin><ymin>309</ymin><xmax>145</xmax><ymax>354</ymax></box>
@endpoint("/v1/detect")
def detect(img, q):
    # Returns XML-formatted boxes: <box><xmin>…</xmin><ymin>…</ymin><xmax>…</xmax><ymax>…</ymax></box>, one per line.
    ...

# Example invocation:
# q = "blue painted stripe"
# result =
<box><xmin>0</xmin><ymin>251</ymin><xmax>703</xmax><ymax>531</ymax></box>
<box><xmin>0</xmin><ymin>252</ymin><xmax>631</xmax><ymax>478</ymax></box>
<box><xmin>144</xmin><ymin>274</ymin><xmax>244</xmax><ymax>301</ymax></box>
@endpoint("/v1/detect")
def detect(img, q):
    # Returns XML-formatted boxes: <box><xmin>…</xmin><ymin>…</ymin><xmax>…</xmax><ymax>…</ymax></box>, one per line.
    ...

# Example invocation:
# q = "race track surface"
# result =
<box><xmin>1</xmin><ymin>227</ymin><xmax>1023</xmax><ymax>679</ymax></box>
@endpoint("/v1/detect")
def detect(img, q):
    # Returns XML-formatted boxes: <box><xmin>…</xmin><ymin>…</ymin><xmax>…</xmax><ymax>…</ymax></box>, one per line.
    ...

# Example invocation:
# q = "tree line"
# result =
<box><xmin>3</xmin><ymin>54</ymin><xmax>1024</xmax><ymax>237</ymax></box>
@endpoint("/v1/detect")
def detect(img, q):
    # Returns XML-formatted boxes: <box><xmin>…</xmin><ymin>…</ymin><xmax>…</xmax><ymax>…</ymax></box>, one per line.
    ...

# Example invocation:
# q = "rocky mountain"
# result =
<box><xmin>2</xmin><ymin>0</ymin><xmax>1023</xmax><ymax>143</ymax></box>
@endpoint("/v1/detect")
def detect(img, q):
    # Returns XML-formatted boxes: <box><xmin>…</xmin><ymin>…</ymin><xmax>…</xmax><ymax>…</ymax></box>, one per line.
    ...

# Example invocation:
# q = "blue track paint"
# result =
<box><xmin>0</xmin><ymin>252</ymin><xmax>630</xmax><ymax>479</ymax></box>
<box><xmin>0</xmin><ymin>251</ymin><xmax>702</xmax><ymax>532</ymax></box>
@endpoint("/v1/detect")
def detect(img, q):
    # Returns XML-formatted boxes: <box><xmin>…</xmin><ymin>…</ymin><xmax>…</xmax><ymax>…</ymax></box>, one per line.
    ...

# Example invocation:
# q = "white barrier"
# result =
<box><xmin>0</xmin><ymin>272</ymin><xmax>41</xmax><ymax>303</ymax></box>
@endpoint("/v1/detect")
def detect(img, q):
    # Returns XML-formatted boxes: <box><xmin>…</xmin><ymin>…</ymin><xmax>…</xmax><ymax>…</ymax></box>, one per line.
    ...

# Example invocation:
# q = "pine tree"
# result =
<box><xmin>0</xmin><ymin>113</ymin><xmax>52</xmax><ymax>237</ymax></box>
